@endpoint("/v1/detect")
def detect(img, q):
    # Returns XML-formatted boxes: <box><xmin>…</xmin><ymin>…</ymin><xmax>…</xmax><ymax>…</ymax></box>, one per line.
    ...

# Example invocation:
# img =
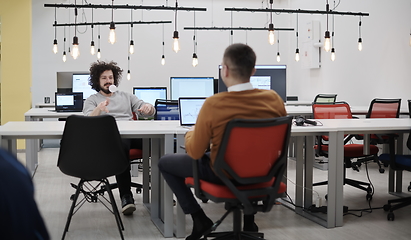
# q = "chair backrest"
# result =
<box><xmin>312</xmin><ymin>101</ymin><xmax>352</xmax><ymax>119</ymax></box>
<box><xmin>313</xmin><ymin>94</ymin><xmax>337</xmax><ymax>103</ymax></box>
<box><xmin>213</xmin><ymin>116</ymin><xmax>292</xmax><ymax>214</ymax></box>
<box><xmin>154</xmin><ymin>99</ymin><xmax>179</xmax><ymax>120</ymax></box>
<box><xmin>57</xmin><ymin>115</ymin><xmax>129</xmax><ymax>180</ymax></box>
<box><xmin>366</xmin><ymin>98</ymin><xmax>401</xmax><ymax>119</ymax></box>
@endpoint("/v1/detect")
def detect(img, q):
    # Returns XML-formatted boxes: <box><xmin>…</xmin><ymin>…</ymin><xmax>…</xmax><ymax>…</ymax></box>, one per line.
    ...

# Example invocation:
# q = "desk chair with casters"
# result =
<box><xmin>312</xmin><ymin>102</ymin><xmax>379</xmax><ymax>200</ymax></box>
<box><xmin>313</xmin><ymin>94</ymin><xmax>337</xmax><ymax>103</ymax></box>
<box><xmin>185</xmin><ymin>116</ymin><xmax>292</xmax><ymax>240</ymax></box>
<box><xmin>353</xmin><ymin>98</ymin><xmax>401</xmax><ymax>173</ymax></box>
<box><xmin>380</xmin><ymin>131</ymin><xmax>411</xmax><ymax>221</ymax></box>
<box><xmin>57</xmin><ymin>115</ymin><xmax>129</xmax><ymax>240</ymax></box>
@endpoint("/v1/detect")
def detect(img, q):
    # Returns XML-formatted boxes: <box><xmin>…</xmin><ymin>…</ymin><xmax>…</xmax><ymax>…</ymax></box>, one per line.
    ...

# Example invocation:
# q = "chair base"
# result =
<box><xmin>62</xmin><ymin>179</ymin><xmax>124</xmax><ymax>240</ymax></box>
<box><xmin>383</xmin><ymin>196</ymin><xmax>411</xmax><ymax>221</ymax></box>
<box><xmin>313</xmin><ymin>178</ymin><xmax>372</xmax><ymax>200</ymax></box>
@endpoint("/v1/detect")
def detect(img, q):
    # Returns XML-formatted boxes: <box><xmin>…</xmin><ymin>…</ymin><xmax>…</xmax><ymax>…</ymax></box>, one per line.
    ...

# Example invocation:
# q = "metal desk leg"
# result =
<box><xmin>304</xmin><ymin>136</ymin><xmax>314</xmax><ymax>209</ymax></box>
<box><xmin>328</xmin><ymin>131</ymin><xmax>344</xmax><ymax>227</ymax></box>
<box><xmin>26</xmin><ymin>139</ymin><xmax>38</xmax><ymax>177</ymax></box>
<box><xmin>294</xmin><ymin>136</ymin><xmax>304</xmax><ymax>212</ymax></box>
<box><xmin>142</xmin><ymin>138</ymin><xmax>150</xmax><ymax>204</ymax></box>
<box><xmin>175</xmin><ymin>133</ymin><xmax>186</xmax><ymax>238</ymax></box>
<box><xmin>162</xmin><ymin>134</ymin><xmax>174</xmax><ymax>237</ymax></box>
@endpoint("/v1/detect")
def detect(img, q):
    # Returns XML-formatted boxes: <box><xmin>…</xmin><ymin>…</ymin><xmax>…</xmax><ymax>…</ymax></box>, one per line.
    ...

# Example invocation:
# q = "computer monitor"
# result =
<box><xmin>170</xmin><ymin>77</ymin><xmax>214</xmax><ymax>100</ymax></box>
<box><xmin>72</xmin><ymin>73</ymin><xmax>96</xmax><ymax>100</ymax></box>
<box><xmin>133</xmin><ymin>87</ymin><xmax>167</xmax><ymax>106</ymax></box>
<box><xmin>218</xmin><ymin>65</ymin><xmax>287</xmax><ymax>102</ymax></box>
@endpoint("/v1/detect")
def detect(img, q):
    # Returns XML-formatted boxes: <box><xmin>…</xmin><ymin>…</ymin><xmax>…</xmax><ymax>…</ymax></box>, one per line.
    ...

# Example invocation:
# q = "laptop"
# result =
<box><xmin>178</xmin><ymin>97</ymin><xmax>206</xmax><ymax>127</ymax></box>
<box><xmin>55</xmin><ymin>92</ymin><xmax>84</xmax><ymax>112</ymax></box>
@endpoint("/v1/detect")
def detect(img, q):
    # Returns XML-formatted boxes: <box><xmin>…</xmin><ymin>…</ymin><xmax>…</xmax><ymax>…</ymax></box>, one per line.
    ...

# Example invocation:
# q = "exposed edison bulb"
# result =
<box><xmin>276</xmin><ymin>52</ymin><xmax>280</xmax><ymax>62</ymax></box>
<box><xmin>90</xmin><ymin>41</ymin><xmax>96</xmax><ymax>55</ymax></box>
<box><xmin>324</xmin><ymin>31</ymin><xmax>331</xmax><ymax>52</ymax></box>
<box><xmin>62</xmin><ymin>51</ymin><xmax>67</xmax><ymax>62</ymax></box>
<box><xmin>161</xmin><ymin>55</ymin><xmax>166</xmax><ymax>65</ymax></box>
<box><xmin>331</xmin><ymin>48</ymin><xmax>336</xmax><ymax>61</ymax></box>
<box><xmin>108</xmin><ymin>22</ymin><xmax>116</xmax><ymax>44</ymax></box>
<box><xmin>192</xmin><ymin>53</ymin><xmax>198</xmax><ymax>67</ymax></box>
<box><xmin>295</xmin><ymin>48</ymin><xmax>300</xmax><ymax>62</ymax></box>
<box><xmin>358</xmin><ymin>38</ymin><xmax>363</xmax><ymax>51</ymax></box>
<box><xmin>127</xmin><ymin>70</ymin><xmax>131</xmax><ymax>81</ymax></box>
<box><xmin>53</xmin><ymin>39</ymin><xmax>58</xmax><ymax>54</ymax></box>
<box><xmin>97</xmin><ymin>49</ymin><xmax>101</xmax><ymax>59</ymax></box>
<box><xmin>173</xmin><ymin>31</ymin><xmax>180</xmax><ymax>53</ymax></box>
<box><xmin>268</xmin><ymin>23</ymin><xmax>275</xmax><ymax>45</ymax></box>
<box><xmin>129</xmin><ymin>40</ymin><xmax>135</xmax><ymax>54</ymax></box>
<box><xmin>72</xmin><ymin>36</ymin><xmax>80</xmax><ymax>59</ymax></box>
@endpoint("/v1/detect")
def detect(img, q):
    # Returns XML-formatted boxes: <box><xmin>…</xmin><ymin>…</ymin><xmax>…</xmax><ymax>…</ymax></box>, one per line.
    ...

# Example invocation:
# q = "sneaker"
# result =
<box><xmin>121</xmin><ymin>194</ymin><xmax>136</xmax><ymax>215</ymax></box>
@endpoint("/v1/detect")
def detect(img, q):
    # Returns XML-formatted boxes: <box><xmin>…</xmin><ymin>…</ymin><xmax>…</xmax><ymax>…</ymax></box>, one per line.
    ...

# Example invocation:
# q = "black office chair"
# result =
<box><xmin>185</xmin><ymin>116</ymin><xmax>292</xmax><ymax>240</ymax></box>
<box><xmin>380</xmin><ymin>130</ymin><xmax>411</xmax><ymax>220</ymax></box>
<box><xmin>57</xmin><ymin>115</ymin><xmax>129</xmax><ymax>240</ymax></box>
<box><xmin>154</xmin><ymin>99</ymin><xmax>179</xmax><ymax>120</ymax></box>
<box><xmin>313</xmin><ymin>94</ymin><xmax>337</xmax><ymax>103</ymax></box>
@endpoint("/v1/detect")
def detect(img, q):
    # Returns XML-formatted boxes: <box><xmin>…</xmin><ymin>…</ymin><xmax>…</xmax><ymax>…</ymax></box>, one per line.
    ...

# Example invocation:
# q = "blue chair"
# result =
<box><xmin>379</xmin><ymin>130</ymin><xmax>411</xmax><ymax>221</ymax></box>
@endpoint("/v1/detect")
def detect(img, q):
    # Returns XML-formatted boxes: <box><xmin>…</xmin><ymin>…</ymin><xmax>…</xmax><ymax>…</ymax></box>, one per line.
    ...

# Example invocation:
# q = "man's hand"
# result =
<box><xmin>138</xmin><ymin>104</ymin><xmax>153</xmax><ymax>115</ymax></box>
<box><xmin>97</xmin><ymin>98</ymin><xmax>110</xmax><ymax>113</ymax></box>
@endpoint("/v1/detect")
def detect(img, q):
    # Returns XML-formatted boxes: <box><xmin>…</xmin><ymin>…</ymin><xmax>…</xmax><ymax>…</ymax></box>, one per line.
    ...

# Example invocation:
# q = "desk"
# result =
<box><xmin>3</xmin><ymin>118</ymin><xmax>411</xmax><ymax>232</ymax></box>
<box><xmin>0</xmin><ymin>120</ymin><xmax>187</xmax><ymax>238</ymax></box>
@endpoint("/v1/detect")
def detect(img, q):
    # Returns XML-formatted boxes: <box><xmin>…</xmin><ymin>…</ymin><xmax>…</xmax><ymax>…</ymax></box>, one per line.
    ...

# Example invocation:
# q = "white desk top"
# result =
<box><xmin>3</xmin><ymin>118</ymin><xmax>411</xmax><ymax>139</ymax></box>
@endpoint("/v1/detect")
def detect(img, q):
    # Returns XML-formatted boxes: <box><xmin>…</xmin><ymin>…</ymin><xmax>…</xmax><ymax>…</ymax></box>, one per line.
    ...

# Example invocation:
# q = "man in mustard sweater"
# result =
<box><xmin>158</xmin><ymin>43</ymin><xmax>287</xmax><ymax>240</ymax></box>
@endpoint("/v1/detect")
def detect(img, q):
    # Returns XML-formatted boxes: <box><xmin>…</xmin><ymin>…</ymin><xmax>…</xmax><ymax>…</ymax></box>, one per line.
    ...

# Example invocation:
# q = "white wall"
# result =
<box><xmin>32</xmin><ymin>0</ymin><xmax>411</xmax><ymax>107</ymax></box>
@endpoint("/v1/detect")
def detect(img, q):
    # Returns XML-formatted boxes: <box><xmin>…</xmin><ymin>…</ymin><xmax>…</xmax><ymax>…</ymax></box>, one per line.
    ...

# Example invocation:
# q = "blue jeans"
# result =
<box><xmin>158</xmin><ymin>152</ymin><xmax>222</xmax><ymax>214</ymax></box>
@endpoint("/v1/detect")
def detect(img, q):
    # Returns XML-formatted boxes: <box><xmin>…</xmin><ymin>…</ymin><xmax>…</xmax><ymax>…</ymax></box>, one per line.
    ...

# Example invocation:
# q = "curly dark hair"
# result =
<box><xmin>88</xmin><ymin>60</ymin><xmax>123</xmax><ymax>92</ymax></box>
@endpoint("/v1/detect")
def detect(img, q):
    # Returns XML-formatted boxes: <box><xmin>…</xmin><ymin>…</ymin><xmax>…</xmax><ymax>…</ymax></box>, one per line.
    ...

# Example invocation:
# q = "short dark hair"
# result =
<box><xmin>223</xmin><ymin>43</ymin><xmax>256</xmax><ymax>82</ymax></box>
<box><xmin>88</xmin><ymin>61</ymin><xmax>123</xmax><ymax>91</ymax></box>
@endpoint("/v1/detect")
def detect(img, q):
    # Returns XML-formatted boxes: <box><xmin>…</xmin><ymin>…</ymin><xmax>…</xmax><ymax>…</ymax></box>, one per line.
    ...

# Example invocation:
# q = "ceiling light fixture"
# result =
<box><xmin>172</xmin><ymin>0</ymin><xmax>180</xmax><ymax>53</ymax></box>
<box><xmin>53</xmin><ymin>7</ymin><xmax>58</xmax><ymax>54</ymax></box>
<box><xmin>295</xmin><ymin>13</ymin><xmax>300</xmax><ymax>62</ymax></box>
<box><xmin>358</xmin><ymin>17</ymin><xmax>363</xmax><ymax>51</ymax></box>
<box><xmin>71</xmin><ymin>1</ymin><xmax>80</xmax><ymax>59</ymax></box>
<box><xmin>90</xmin><ymin>9</ymin><xmax>96</xmax><ymax>55</ymax></box>
<box><xmin>97</xmin><ymin>25</ymin><xmax>101</xmax><ymax>59</ymax></box>
<box><xmin>62</xmin><ymin>26</ymin><xmax>67</xmax><ymax>62</ymax></box>
<box><xmin>324</xmin><ymin>1</ymin><xmax>331</xmax><ymax>52</ymax></box>
<box><xmin>161</xmin><ymin>23</ymin><xmax>165</xmax><ymax>65</ymax></box>
<box><xmin>276</xmin><ymin>31</ymin><xmax>280</xmax><ymax>62</ymax></box>
<box><xmin>268</xmin><ymin>0</ymin><xmax>275</xmax><ymax>45</ymax></box>
<box><xmin>129</xmin><ymin>10</ymin><xmax>135</xmax><ymax>54</ymax></box>
<box><xmin>192</xmin><ymin>11</ymin><xmax>198</xmax><ymax>67</ymax></box>
<box><xmin>108</xmin><ymin>0</ymin><xmax>116</xmax><ymax>44</ymax></box>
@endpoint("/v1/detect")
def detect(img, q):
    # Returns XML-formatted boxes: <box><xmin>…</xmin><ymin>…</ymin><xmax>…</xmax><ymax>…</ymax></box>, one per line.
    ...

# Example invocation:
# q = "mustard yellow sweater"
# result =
<box><xmin>185</xmin><ymin>89</ymin><xmax>287</xmax><ymax>168</ymax></box>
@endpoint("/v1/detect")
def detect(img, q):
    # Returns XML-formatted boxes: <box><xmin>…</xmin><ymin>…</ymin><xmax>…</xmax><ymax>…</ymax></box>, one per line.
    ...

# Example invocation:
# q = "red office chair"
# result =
<box><xmin>185</xmin><ymin>116</ymin><xmax>292</xmax><ymax>240</ymax></box>
<box><xmin>312</xmin><ymin>102</ymin><xmax>379</xmax><ymax>200</ymax></box>
<box><xmin>353</xmin><ymin>98</ymin><xmax>401</xmax><ymax>173</ymax></box>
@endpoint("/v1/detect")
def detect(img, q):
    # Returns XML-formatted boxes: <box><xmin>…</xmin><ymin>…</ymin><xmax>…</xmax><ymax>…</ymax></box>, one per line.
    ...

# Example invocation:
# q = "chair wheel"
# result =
<box><xmin>366</xmin><ymin>187</ymin><xmax>372</xmax><ymax>194</ymax></box>
<box><xmin>383</xmin><ymin>204</ymin><xmax>391</xmax><ymax>211</ymax></box>
<box><xmin>366</xmin><ymin>193</ymin><xmax>372</xmax><ymax>201</ymax></box>
<box><xmin>387</xmin><ymin>212</ymin><xmax>395</xmax><ymax>221</ymax></box>
<box><xmin>325</xmin><ymin>194</ymin><xmax>328</xmax><ymax>201</ymax></box>
<box><xmin>202</xmin><ymin>199</ymin><xmax>208</xmax><ymax>203</ymax></box>
<box><xmin>70</xmin><ymin>194</ymin><xmax>75</xmax><ymax>201</ymax></box>
<box><xmin>136</xmin><ymin>188</ymin><xmax>142</xmax><ymax>194</ymax></box>
<box><xmin>408</xmin><ymin>186</ymin><xmax>411</xmax><ymax>192</ymax></box>
<box><xmin>379</xmin><ymin>168</ymin><xmax>385</xmax><ymax>173</ymax></box>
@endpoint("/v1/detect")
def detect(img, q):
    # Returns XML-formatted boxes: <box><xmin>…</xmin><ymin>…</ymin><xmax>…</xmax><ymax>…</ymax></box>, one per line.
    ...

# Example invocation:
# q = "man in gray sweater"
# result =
<box><xmin>83</xmin><ymin>60</ymin><xmax>155</xmax><ymax>215</ymax></box>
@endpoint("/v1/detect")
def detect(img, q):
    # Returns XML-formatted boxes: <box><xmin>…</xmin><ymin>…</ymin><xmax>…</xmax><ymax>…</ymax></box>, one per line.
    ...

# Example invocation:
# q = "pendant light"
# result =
<box><xmin>358</xmin><ymin>17</ymin><xmax>363</xmax><ymax>51</ymax></box>
<box><xmin>97</xmin><ymin>25</ymin><xmax>101</xmax><ymax>59</ymax></box>
<box><xmin>53</xmin><ymin>7</ymin><xmax>58</xmax><ymax>54</ymax></box>
<box><xmin>276</xmin><ymin>31</ymin><xmax>280</xmax><ymax>62</ymax></box>
<box><xmin>90</xmin><ymin>9</ymin><xmax>96</xmax><ymax>55</ymax></box>
<box><xmin>161</xmin><ymin>24</ymin><xmax>166</xmax><ymax>65</ymax></box>
<box><xmin>62</xmin><ymin>26</ymin><xmax>67</xmax><ymax>62</ymax></box>
<box><xmin>72</xmin><ymin>1</ymin><xmax>80</xmax><ymax>59</ymax></box>
<box><xmin>324</xmin><ymin>0</ymin><xmax>331</xmax><ymax>52</ymax></box>
<box><xmin>192</xmin><ymin>11</ymin><xmax>198</xmax><ymax>67</ymax></box>
<box><xmin>129</xmin><ymin>10</ymin><xmax>135</xmax><ymax>54</ymax></box>
<box><xmin>268</xmin><ymin>0</ymin><xmax>275</xmax><ymax>45</ymax></box>
<box><xmin>108</xmin><ymin>0</ymin><xmax>116</xmax><ymax>44</ymax></box>
<box><xmin>172</xmin><ymin>0</ymin><xmax>180</xmax><ymax>53</ymax></box>
<box><xmin>295</xmin><ymin>13</ymin><xmax>300</xmax><ymax>62</ymax></box>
